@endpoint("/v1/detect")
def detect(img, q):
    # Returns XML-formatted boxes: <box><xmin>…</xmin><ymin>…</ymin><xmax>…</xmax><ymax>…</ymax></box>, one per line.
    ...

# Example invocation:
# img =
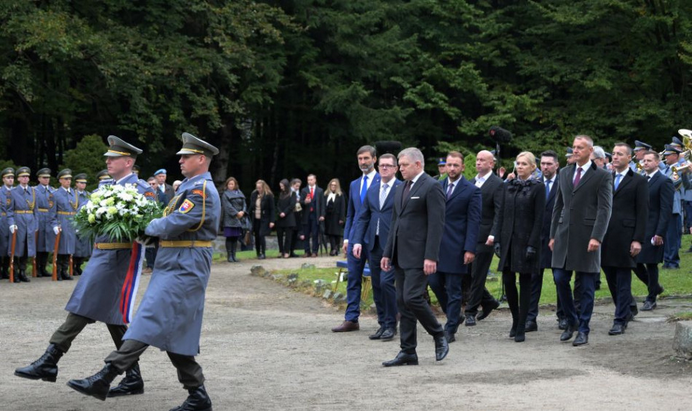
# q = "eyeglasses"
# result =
<box><xmin>379</xmin><ymin>164</ymin><xmax>396</xmax><ymax>169</ymax></box>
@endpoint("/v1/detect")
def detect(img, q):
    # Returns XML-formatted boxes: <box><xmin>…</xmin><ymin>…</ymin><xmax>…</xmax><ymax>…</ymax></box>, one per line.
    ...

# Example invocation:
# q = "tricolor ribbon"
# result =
<box><xmin>119</xmin><ymin>242</ymin><xmax>144</xmax><ymax>324</ymax></box>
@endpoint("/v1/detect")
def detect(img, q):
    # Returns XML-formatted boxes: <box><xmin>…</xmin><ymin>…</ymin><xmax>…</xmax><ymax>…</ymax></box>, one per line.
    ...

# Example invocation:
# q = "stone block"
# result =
<box><xmin>673</xmin><ymin>321</ymin><xmax>692</xmax><ymax>360</ymax></box>
<box><xmin>250</xmin><ymin>266</ymin><xmax>266</xmax><ymax>277</ymax></box>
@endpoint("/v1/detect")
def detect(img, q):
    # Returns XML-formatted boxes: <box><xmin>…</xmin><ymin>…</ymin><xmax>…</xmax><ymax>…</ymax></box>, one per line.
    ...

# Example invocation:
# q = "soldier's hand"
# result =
<box><xmin>9</xmin><ymin>225</ymin><xmax>16</xmax><ymax>234</ymax></box>
<box><xmin>53</xmin><ymin>226</ymin><xmax>60</xmax><ymax>235</ymax></box>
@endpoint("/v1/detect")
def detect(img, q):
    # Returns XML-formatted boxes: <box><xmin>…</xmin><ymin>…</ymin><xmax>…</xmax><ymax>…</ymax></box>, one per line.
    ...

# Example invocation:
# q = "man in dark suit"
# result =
<box><xmin>352</xmin><ymin>153</ymin><xmax>400</xmax><ymax>340</ymax></box>
<box><xmin>601</xmin><ymin>143</ymin><xmax>648</xmax><ymax>335</ymax></box>
<box><xmin>465</xmin><ymin>150</ymin><xmax>503</xmax><ymax>325</ymax></box>
<box><xmin>633</xmin><ymin>151</ymin><xmax>673</xmax><ymax>311</ymax></box>
<box><xmin>550</xmin><ymin>135</ymin><xmax>613</xmax><ymax>347</ymax></box>
<box><xmin>525</xmin><ymin>150</ymin><xmax>560</xmax><ymax>332</ymax></box>
<box><xmin>154</xmin><ymin>169</ymin><xmax>175</xmax><ymax>201</ymax></box>
<box><xmin>300</xmin><ymin>174</ymin><xmax>325</xmax><ymax>257</ymax></box>
<box><xmin>429</xmin><ymin>152</ymin><xmax>481</xmax><ymax>342</ymax></box>
<box><xmin>381</xmin><ymin>147</ymin><xmax>447</xmax><ymax>366</ymax></box>
<box><xmin>332</xmin><ymin>146</ymin><xmax>379</xmax><ymax>332</ymax></box>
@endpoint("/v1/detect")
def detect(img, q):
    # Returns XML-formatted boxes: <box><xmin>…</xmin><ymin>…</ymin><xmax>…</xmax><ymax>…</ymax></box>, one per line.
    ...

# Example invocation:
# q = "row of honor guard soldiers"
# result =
<box><xmin>0</xmin><ymin>167</ymin><xmax>97</xmax><ymax>283</ymax></box>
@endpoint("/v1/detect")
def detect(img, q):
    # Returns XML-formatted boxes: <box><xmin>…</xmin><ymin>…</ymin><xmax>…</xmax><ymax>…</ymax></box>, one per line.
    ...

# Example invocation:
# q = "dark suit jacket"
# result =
<box><xmin>343</xmin><ymin>173</ymin><xmax>380</xmax><ymax>242</ymax></box>
<box><xmin>540</xmin><ymin>174</ymin><xmax>559</xmax><ymax>269</ymax></box>
<box><xmin>437</xmin><ymin>177</ymin><xmax>481</xmax><ymax>274</ymax></box>
<box><xmin>163</xmin><ymin>183</ymin><xmax>175</xmax><ymax>203</ymax></box>
<box><xmin>601</xmin><ymin>169</ymin><xmax>648</xmax><ymax>268</ymax></box>
<box><xmin>470</xmin><ymin>173</ymin><xmax>503</xmax><ymax>253</ymax></box>
<box><xmin>351</xmin><ymin>178</ymin><xmax>401</xmax><ymax>252</ymax></box>
<box><xmin>249</xmin><ymin>191</ymin><xmax>276</xmax><ymax>236</ymax></box>
<box><xmin>300</xmin><ymin>185</ymin><xmax>325</xmax><ymax>224</ymax></box>
<box><xmin>637</xmin><ymin>170</ymin><xmax>674</xmax><ymax>264</ymax></box>
<box><xmin>383</xmin><ymin>172</ymin><xmax>445</xmax><ymax>269</ymax></box>
<box><xmin>275</xmin><ymin>192</ymin><xmax>297</xmax><ymax>229</ymax></box>
<box><xmin>550</xmin><ymin>162</ymin><xmax>613</xmax><ymax>273</ymax></box>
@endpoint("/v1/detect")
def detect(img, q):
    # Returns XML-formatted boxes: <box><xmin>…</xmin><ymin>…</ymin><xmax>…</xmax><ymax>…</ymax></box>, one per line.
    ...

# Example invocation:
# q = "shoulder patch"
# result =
<box><xmin>144</xmin><ymin>191</ymin><xmax>156</xmax><ymax>198</ymax></box>
<box><xmin>179</xmin><ymin>199</ymin><xmax>195</xmax><ymax>214</ymax></box>
<box><xmin>192</xmin><ymin>189</ymin><xmax>206</xmax><ymax>198</ymax></box>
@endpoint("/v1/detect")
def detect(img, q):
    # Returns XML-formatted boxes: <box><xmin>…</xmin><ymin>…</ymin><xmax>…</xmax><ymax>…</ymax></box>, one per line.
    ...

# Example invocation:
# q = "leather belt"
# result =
<box><xmin>159</xmin><ymin>240</ymin><xmax>213</xmax><ymax>248</ymax></box>
<box><xmin>58</xmin><ymin>211</ymin><xmax>76</xmax><ymax>215</ymax></box>
<box><xmin>0</xmin><ymin>212</ymin><xmax>5</xmax><ymax>216</ymax></box>
<box><xmin>38</xmin><ymin>208</ymin><xmax>49</xmax><ymax>212</ymax></box>
<box><xmin>94</xmin><ymin>242</ymin><xmax>133</xmax><ymax>250</ymax></box>
<box><xmin>14</xmin><ymin>210</ymin><xmax>33</xmax><ymax>214</ymax></box>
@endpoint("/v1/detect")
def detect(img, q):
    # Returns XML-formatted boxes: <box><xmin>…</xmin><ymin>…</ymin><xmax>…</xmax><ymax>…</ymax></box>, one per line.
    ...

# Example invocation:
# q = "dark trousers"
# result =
<box><xmin>252</xmin><ymin>219</ymin><xmax>266</xmax><ymax>255</ymax></box>
<box><xmin>428</xmin><ymin>271</ymin><xmax>463</xmax><ymax>333</ymax></box>
<box><xmin>327</xmin><ymin>235</ymin><xmax>341</xmax><ymax>253</ymax></box>
<box><xmin>503</xmin><ymin>270</ymin><xmax>531</xmax><ymax>332</ymax></box>
<box><xmin>369</xmin><ymin>237</ymin><xmax>397</xmax><ymax>330</ymax></box>
<box><xmin>603</xmin><ymin>266</ymin><xmax>633</xmax><ymax>325</ymax></box>
<box><xmin>465</xmin><ymin>249</ymin><xmax>497</xmax><ymax>315</ymax></box>
<box><xmin>685</xmin><ymin>201</ymin><xmax>692</xmax><ymax>231</ymax></box>
<box><xmin>395</xmin><ymin>266</ymin><xmax>444</xmax><ymax>353</ymax></box>
<box><xmin>303</xmin><ymin>212</ymin><xmax>319</xmax><ymax>254</ymax></box>
<box><xmin>554</xmin><ymin>269</ymin><xmax>597</xmax><ymax>334</ymax></box>
<box><xmin>276</xmin><ymin>227</ymin><xmax>294</xmax><ymax>255</ymax></box>
<box><xmin>105</xmin><ymin>339</ymin><xmax>204</xmax><ymax>389</ymax></box>
<box><xmin>145</xmin><ymin>244</ymin><xmax>158</xmax><ymax>269</ymax></box>
<box><xmin>345</xmin><ymin>242</ymin><xmax>369</xmax><ymax>322</ymax></box>
<box><xmin>50</xmin><ymin>313</ymin><xmax>128</xmax><ymax>354</ymax></box>
<box><xmin>664</xmin><ymin>213</ymin><xmax>682</xmax><ymax>267</ymax></box>
<box><xmin>633</xmin><ymin>263</ymin><xmax>662</xmax><ymax>302</ymax></box>
<box><xmin>290</xmin><ymin>212</ymin><xmax>302</xmax><ymax>255</ymax></box>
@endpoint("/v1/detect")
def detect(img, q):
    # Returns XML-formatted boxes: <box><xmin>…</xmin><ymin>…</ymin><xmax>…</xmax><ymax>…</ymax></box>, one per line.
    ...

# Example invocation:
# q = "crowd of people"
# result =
<box><xmin>330</xmin><ymin>134</ymin><xmax>689</xmax><ymax>366</ymax></box>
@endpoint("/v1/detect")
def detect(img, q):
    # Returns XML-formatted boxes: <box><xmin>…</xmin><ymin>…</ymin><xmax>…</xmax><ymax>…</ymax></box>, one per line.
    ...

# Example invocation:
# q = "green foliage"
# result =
<box><xmin>63</xmin><ymin>135</ymin><xmax>109</xmax><ymax>192</ymax></box>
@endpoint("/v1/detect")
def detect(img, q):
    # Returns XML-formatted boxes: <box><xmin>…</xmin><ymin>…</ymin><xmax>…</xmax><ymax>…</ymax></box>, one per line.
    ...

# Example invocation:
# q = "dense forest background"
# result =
<box><xmin>1</xmin><ymin>0</ymin><xmax>690</xmax><ymax>191</ymax></box>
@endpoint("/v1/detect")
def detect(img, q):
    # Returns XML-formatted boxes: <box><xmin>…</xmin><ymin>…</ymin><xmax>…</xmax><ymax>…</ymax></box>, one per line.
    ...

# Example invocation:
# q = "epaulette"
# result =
<box><xmin>98</xmin><ymin>178</ymin><xmax>115</xmax><ymax>188</ymax></box>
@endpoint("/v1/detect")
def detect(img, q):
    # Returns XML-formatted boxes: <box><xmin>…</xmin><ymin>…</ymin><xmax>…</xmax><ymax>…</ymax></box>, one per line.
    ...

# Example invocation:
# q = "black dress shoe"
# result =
<box><xmin>434</xmin><ymin>335</ymin><xmax>449</xmax><ymax>361</ymax></box>
<box><xmin>560</xmin><ymin>324</ymin><xmax>577</xmax><ymax>342</ymax></box>
<box><xmin>380</xmin><ymin>328</ymin><xmax>396</xmax><ymax>341</ymax></box>
<box><xmin>509</xmin><ymin>325</ymin><xmax>517</xmax><ymax>338</ymax></box>
<box><xmin>464</xmin><ymin>313</ymin><xmax>476</xmax><ymax>326</ymax></box>
<box><xmin>477</xmin><ymin>300</ymin><xmax>500</xmax><ymax>321</ymax></box>
<box><xmin>169</xmin><ymin>385</ymin><xmax>213</xmax><ymax>411</ymax></box>
<box><xmin>108</xmin><ymin>364</ymin><xmax>144</xmax><ymax>397</ymax></box>
<box><xmin>67</xmin><ymin>363</ymin><xmax>120</xmax><ymax>401</ymax></box>
<box><xmin>641</xmin><ymin>300</ymin><xmax>657</xmax><ymax>311</ymax></box>
<box><xmin>573</xmin><ymin>331</ymin><xmax>588</xmax><ymax>346</ymax></box>
<box><xmin>369</xmin><ymin>326</ymin><xmax>385</xmax><ymax>340</ymax></box>
<box><xmin>382</xmin><ymin>351</ymin><xmax>418</xmax><ymax>367</ymax></box>
<box><xmin>630</xmin><ymin>304</ymin><xmax>638</xmax><ymax>317</ymax></box>
<box><xmin>525</xmin><ymin>320</ymin><xmax>538</xmax><ymax>332</ymax></box>
<box><xmin>514</xmin><ymin>333</ymin><xmax>525</xmax><ymax>342</ymax></box>
<box><xmin>444</xmin><ymin>330</ymin><xmax>456</xmax><ymax>343</ymax></box>
<box><xmin>608</xmin><ymin>323</ymin><xmax>625</xmax><ymax>335</ymax></box>
<box><xmin>558</xmin><ymin>318</ymin><xmax>568</xmax><ymax>330</ymax></box>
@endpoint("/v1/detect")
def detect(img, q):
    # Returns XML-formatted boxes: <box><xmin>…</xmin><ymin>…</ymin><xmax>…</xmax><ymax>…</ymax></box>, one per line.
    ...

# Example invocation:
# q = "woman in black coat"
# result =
<box><xmin>221</xmin><ymin>177</ymin><xmax>247</xmax><ymax>262</ymax></box>
<box><xmin>249</xmin><ymin>180</ymin><xmax>275</xmax><ymax>259</ymax></box>
<box><xmin>275</xmin><ymin>179</ymin><xmax>297</xmax><ymax>258</ymax></box>
<box><xmin>324</xmin><ymin>178</ymin><xmax>346</xmax><ymax>256</ymax></box>
<box><xmin>496</xmin><ymin>152</ymin><xmax>545</xmax><ymax>342</ymax></box>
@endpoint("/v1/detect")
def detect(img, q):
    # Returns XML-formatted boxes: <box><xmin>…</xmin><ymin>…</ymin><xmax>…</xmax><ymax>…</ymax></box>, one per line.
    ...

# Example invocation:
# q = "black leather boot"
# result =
<box><xmin>67</xmin><ymin>363</ymin><xmax>121</xmax><ymax>401</ymax></box>
<box><xmin>14</xmin><ymin>344</ymin><xmax>64</xmax><ymax>382</ymax></box>
<box><xmin>169</xmin><ymin>385</ymin><xmax>213</xmax><ymax>411</ymax></box>
<box><xmin>73</xmin><ymin>257</ymin><xmax>83</xmax><ymax>275</ymax></box>
<box><xmin>18</xmin><ymin>269</ymin><xmax>30</xmax><ymax>283</ymax></box>
<box><xmin>107</xmin><ymin>363</ymin><xmax>144</xmax><ymax>397</ymax></box>
<box><xmin>230</xmin><ymin>240</ymin><xmax>238</xmax><ymax>262</ymax></box>
<box><xmin>38</xmin><ymin>252</ymin><xmax>51</xmax><ymax>277</ymax></box>
<box><xmin>60</xmin><ymin>256</ymin><xmax>73</xmax><ymax>281</ymax></box>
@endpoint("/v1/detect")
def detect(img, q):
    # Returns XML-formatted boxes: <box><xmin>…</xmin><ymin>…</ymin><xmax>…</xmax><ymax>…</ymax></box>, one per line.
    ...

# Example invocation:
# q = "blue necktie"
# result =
<box><xmin>360</xmin><ymin>175</ymin><xmax>368</xmax><ymax>204</ymax></box>
<box><xmin>614</xmin><ymin>173</ymin><xmax>622</xmax><ymax>190</ymax></box>
<box><xmin>545</xmin><ymin>179</ymin><xmax>551</xmax><ymax>200</ymax></box>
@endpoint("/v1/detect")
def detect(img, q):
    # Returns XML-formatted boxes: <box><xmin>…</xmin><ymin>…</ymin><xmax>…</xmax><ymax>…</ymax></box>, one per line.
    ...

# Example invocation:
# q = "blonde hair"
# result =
<box><xmin>516</xmin><ymin>151</ymin><xmax>537</xmax><ymax>171</ymax></box>
<box><xmin>325</xmin><ymin>178</ymin><xmax>343</xmax><ymax>196</ymax></box>
<box><xmin>255</xmin><ymin>179</ymin><xmax>273</xmax><ymax>196</ymax></box>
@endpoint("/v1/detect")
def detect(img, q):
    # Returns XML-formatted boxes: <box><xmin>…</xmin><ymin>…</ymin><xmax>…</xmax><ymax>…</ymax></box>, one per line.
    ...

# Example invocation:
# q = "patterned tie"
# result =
<box><xmin>573</xmin><ymin>167</ymin><xmax>583</xmax><ymax>187</ymax></box>
<box><xmin>614</xmin><ymin>173</ymin><xmax>622</xmax><ymax>190</ymax></box>
<box><xmin>360</xmin><ymin>175</ymin><xmax>368</xmax><ymax>204</ymax></box>
<box><xmin>545</xmin><ymin>179</ymin><xmax>551</xmax><ymax>200</ymax></box>
<box><xmin>446</xmin><ymin>182</ymin><xmax>455</xmax><ymax>201</ymax></box>
<box><xmin>401</xmin><ymin>180</ymin><xmax>412</xmax><ymax>208</ymax></box>
<box><xmin>379</xmin><ymin>183</ymin><xmax>388</xmax><ymax>210</ymax></box>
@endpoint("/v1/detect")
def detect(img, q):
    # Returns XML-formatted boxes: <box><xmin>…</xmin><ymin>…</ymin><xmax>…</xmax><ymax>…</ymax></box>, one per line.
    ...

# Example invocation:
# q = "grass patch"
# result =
<box><xmin>668</xmin><ymin>312</ymin><xmax>692</xmax><ymax>322</ymax></box>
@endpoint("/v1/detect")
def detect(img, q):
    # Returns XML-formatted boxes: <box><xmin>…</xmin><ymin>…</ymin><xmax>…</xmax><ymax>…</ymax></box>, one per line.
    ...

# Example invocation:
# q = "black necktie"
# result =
<box><xmin>401</xmin><ymin>180</ymin><xmax>412</xmax><ymax>208</ymax></box>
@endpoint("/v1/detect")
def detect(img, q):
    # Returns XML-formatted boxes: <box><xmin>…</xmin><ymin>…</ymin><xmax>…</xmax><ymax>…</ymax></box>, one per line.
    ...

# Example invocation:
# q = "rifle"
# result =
<box><xmin>9</xmin><ymin>230</ymin><xmax>16</xmax><ymax>283</ymax></box>
<box><xmin>52</xmin><ymin>229</ymin><xmax>61</xmax><ymax>281</ymax></box>
<box><xmin>32</xmin><ymin>231</ymin><xmax>37</xmax><ymax>277</ymax></box>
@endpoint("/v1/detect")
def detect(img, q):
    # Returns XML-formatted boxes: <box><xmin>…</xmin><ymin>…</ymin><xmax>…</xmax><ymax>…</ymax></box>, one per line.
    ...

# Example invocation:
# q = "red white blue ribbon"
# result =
<box><xmin>119</xmin><ymin>242</ymin><xmax>144</xmax><ymax>324</ymax></box>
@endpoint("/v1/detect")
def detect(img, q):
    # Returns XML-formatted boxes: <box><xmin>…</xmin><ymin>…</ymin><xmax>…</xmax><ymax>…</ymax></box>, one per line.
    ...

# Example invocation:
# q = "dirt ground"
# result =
<box><xmin>2</xmin><ymin>255</ymin><xmax>691</xmax><ymax>411</ymax></box>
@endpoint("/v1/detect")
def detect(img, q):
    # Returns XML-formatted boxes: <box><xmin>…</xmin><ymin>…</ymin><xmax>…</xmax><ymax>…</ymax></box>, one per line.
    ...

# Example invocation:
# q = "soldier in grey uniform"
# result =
<box><xmin>14</xmin><ymin>136</ymin><xmax>155</xmax><ymax>398</ymax></box>
<box><xmin>68</xmin><ymin>132</ymin><xmax>220</xmax><ymax>411</ymax></box>
<box><xmin>48</xmin><ymin>169</ymin><xmax>78</xmax><ymax>281</ymax></box>
<box><xmin>35</xmin><ymin>168</ymin><xmax>56</xmax><ymax>277</ymax></box>
<box><xmin>0</xmin><ymin>167</ymin><xmax>14</xmax><ymax>279</ymax></box>
<box><xmin>96</xmin><ymin>169</ymin><xmax>111</xmax><ymax>181</ymax></box>
<box><xmin>73</xmin><ymin>173</ymin><xmax>92</xmax><ymax>275</ymax></box>
<box><xmin>7</xmin><ymin>167</ymin><xmax>39</xmax><ymax>283</ymax></box>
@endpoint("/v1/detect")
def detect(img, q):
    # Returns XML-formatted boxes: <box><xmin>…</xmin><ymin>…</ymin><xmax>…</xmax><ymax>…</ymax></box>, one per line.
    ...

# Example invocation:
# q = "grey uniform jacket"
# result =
<box><xmin>124</xmin><ymin>172</ymin><xmax>220</xmax><ymax>356</ymax></box>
